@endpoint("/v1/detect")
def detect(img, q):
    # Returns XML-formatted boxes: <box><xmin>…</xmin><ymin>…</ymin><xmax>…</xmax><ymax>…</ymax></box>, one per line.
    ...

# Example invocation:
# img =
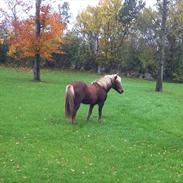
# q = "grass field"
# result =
<box><xmin>0</xmin><ymin>67</ymin><xmax>183</xmax><ymax>183</ymax></box>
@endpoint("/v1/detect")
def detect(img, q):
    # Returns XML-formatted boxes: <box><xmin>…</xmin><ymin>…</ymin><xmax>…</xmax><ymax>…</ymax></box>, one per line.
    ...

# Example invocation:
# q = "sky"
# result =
<box><xmin>65</xmin><ymin>0</ymin><xmax>157</xmax><ymax>19</ymax></box>
<box><xmin>0</xmin><ymin>0</ymin><xmax>157</xmax><ymax>26</ymax></box>
<box><xmin>64</xmin><ymin>0</ymin><xmax>157</xmax><ymax>28</ymax></box>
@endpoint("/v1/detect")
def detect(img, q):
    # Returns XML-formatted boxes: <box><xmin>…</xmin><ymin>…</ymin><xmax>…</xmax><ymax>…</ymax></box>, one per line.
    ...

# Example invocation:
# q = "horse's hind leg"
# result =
<box><xmin>87</xmin><ymin>104</ymin><xmax>94</xmax><ymax>121</ymax></box>
<box><xmin>98</xmin><ymin>102</ymin><xmax>104</xmax><ymax>122</ymax></box>
<box><xmin>71</xmin><ymin>103</ymin><xmax>80</xmax><ymax>124</ymax></box>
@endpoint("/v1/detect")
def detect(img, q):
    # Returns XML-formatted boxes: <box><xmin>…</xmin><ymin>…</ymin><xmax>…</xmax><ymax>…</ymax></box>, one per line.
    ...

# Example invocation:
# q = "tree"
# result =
<box><xmin>34</xmin><ymin>0</ymin><xmax>41</xmax><ymax>81</ymax></box>
<box><xmin>76</xmin><ymin>0</ymin><xmax>125</xmax><ymax>72</ymax></box>
<box><xmin>0</xmin><ymin>0</ymin><xmax>32</xmax><ymax>63</ymax></box>
<box><xmin>0</xmin><ymin>0</ymin><xmax>32</xmax><ymax>22</ymax></box>
<box><xmin>118</xmin><ymin>0</ymin><xmax>145</xmax><ymax>41</ymax></box>
<box><xmin>165</xmin><ymin>0</ymin><xmax>183</xmax><ymax>82</ymax></box>
<box><xmin>155</xmin><ymin>0</ymin><xmax>169</xmax><ymax>91</ymax></box>
<box><xmin>8</xmin><ymin>4</ymin><xmax>65</xmax><ymax>81</ymax></box>
<box><xmin>75</xmin><ymin>5</ymin><xmax>103</xmax><ymax>72</ymax></box>
<box><xmin>134</xmin><ymin>7</ymin><xmax>158</xmax><ymax>75</ymax></box>
<box><xmin>61</xmin><ymin>31</ymin><xmax>81</xmax><ymax>69</ymax></box>
<box><xmin>0</xmin><ymin>18</ymin><xmax>8</xmax><ymax>64</ymax></box>
<box><xmin>58</xmin><ymin>2</ymin><xmax>71</xmax><ymax>27</ymax></box>
<box><xmin>75</xmin><ymin>0</ymin><xmax>145</xmax><ymax>73</ymax></box>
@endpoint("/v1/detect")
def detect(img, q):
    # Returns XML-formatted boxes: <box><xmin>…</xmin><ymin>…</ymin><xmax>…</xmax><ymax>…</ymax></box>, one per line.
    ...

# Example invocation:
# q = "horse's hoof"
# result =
<box><xmin>69</xmin><ymin>120</ymin><xmax>76</xmax><ymax>124</ymax></box>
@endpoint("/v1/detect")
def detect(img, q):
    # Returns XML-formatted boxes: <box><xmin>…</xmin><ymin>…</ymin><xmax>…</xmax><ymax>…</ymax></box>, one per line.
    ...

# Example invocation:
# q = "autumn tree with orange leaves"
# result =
<box><xmin>8</xmin><ymin>2</ymin><xmax>65</xmax><ymax>81</ymax></box>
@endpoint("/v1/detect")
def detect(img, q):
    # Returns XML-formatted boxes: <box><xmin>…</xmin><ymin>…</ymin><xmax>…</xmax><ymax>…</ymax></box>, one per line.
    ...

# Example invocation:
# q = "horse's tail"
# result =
<box><xmin>65</xmin><ymin>84</ymin><xmax>75</xmax><ymax>120</ymax></box>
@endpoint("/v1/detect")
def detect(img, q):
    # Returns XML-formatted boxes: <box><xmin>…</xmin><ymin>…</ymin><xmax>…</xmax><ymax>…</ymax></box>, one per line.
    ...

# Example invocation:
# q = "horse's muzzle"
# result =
<box><xmin>119</xmin><ymin>89</ymin><xmax>124</xmax><ymax>94</ymax></box>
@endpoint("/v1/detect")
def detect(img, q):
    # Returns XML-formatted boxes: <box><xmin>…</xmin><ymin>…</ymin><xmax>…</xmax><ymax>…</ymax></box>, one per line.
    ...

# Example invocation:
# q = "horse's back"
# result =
<box><xmin>69</xmin><ymin>81</ymin><xmax>107</xmax><ymax>105</ymax></box>
<box><xmin>71</xmin><ymin>81</ymin><xmax>86</xmax><ymax>90</ymax></box>
<box><xmin>69</xmin><ymin>81</ymin><xmax>87</xmax><ymax>102</ymax></box>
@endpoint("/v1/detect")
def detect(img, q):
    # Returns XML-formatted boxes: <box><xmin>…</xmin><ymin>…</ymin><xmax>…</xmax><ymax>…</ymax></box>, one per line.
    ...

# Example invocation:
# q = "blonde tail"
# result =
<box><xmin>65</xmin><ymin>85</ymin><xmax>75</xmax><ymax>120</ymax></box>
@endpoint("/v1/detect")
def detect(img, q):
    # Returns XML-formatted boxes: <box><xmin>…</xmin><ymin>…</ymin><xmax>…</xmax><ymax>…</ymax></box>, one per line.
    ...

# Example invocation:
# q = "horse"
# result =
<box><xmin>65</xmin><ymin>74</ymin><xmax>124</xmax><ymax>124</ymax></box>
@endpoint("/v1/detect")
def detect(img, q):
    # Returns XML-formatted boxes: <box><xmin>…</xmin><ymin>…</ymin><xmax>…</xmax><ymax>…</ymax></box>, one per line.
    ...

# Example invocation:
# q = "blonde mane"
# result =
<box><xmin>92</xmin><ymin>74</ymin><xmax>121</xmax><ymax>90</ymax></box>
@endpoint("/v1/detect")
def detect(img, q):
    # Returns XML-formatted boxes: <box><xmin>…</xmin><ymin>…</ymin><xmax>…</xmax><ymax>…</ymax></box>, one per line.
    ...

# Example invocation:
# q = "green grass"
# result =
<box><xmin>0</xmin><ymin>67</ymin><xmax>183</xmax><ymax>183</ymax></box>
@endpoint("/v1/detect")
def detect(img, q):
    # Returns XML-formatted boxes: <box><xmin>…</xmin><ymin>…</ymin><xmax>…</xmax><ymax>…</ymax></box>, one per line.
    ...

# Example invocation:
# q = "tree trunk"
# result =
<box><xmin>33</xmin><ymin>0</ymin><xmax>41</xmax><ymax>81</ymax></box>
<box><xmin>33</xmin><ymin>53</ymin><xmax>40</xmax><ymax>81</ymax></box>
<box><xmin>156</xmin><ymin>62</ymin><xmax>164</xmax><ymax>91</ymax></box>
<box><xmin>155</xmin><ymin>0</ymin><xmax>168</xmax><ymax>92</ymax></box>
<box><xmin>97</xmin><ymin>65</ymin><xmax>101</xmax><ymax>74</ymax></box>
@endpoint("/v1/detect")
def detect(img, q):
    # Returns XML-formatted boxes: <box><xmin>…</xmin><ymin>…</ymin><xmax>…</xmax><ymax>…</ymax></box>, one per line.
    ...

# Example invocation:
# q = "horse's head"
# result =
<box><xmin>111</xmin><ymin>74</ymin><xmax>124</xmax><ymax>94</ymax></box>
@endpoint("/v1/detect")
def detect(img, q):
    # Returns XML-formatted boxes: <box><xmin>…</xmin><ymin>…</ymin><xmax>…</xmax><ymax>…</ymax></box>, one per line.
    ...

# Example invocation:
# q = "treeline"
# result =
<box><xmin>61</xmin><ymin>0</ymin><xmax>183</xmax><ymax>82</ymax></box>
<box><xmin>0</xmin><ymin>0</ymin><xmax>183</xmax><ymax>82</ymax></box>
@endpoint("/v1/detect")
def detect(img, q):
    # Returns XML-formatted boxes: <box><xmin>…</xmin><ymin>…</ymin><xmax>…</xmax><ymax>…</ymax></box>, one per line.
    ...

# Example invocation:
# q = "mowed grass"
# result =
<box><xmin>0</xmin><ymin>67</ymin><xmax>183</xmax><ymax>183</ymax></box>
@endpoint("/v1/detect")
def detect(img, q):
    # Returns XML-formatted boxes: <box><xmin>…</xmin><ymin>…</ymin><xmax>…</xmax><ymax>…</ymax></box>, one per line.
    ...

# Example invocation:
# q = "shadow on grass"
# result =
<box><xmin>48</xmin><ymin>114</ymin><xmax>106</xmax><ymax>128</ymax></box>
<box><xmin>2</xmin><ymin>76</ymin><xmax>32</xmax><ymax>83</ymax></box>
<box><xmin>1</xmin><ymin>75</ymin><xmax>65</xmax><ymax>86</ymax></box>
<box><xmin>48</xmin><ymin>115</ymin><xmax>87</xmax><ymax>127</ymax></box>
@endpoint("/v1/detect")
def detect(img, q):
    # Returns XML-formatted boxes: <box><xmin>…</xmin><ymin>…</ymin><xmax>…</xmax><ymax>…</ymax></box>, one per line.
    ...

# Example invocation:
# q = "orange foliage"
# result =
<box><xmin>8</xmin><ymin>5</ymin><xmax>64</xmax><ymax>61</ymax></box>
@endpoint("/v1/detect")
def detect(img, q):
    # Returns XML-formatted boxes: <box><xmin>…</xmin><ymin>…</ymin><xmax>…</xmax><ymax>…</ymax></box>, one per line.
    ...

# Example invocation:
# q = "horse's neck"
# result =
<box><xmin>105</xmin><ymin>83</ymin><xmax>113</xmax><ymax>93</ymax></box>
<box><xmin>95</xmin><ymin>77</ymin><xmax>113</xmax><ymax>92</ymax></box>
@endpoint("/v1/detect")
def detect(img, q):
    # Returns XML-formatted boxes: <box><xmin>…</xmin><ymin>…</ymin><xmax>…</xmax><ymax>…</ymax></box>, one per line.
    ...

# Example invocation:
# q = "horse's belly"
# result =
<box><xmin>82</xmin><ymin>96</ymin><xmax>98</xmax><ymax>105</ymax></box>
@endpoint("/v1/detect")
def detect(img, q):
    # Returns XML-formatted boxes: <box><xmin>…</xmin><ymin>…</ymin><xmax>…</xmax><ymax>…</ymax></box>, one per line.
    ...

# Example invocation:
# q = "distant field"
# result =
<box><xmin>0</xmin><ymin>67</ymin><xmax>183</xmax><ymax>183</ymax></box>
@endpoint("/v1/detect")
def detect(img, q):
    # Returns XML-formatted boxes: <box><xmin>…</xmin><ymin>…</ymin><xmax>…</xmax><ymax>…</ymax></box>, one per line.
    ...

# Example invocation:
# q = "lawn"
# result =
<box><xmin>0</xmin><ymin>67</ymin><xmax>183</xmax><ymax>183</ymax></box>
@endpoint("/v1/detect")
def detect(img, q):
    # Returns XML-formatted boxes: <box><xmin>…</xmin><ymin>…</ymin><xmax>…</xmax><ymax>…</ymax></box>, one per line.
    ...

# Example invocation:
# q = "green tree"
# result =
<box><xmin>155</xmin><ymin>0</ymin><xmax>169</xmax><ymax>91</ymax></box>
<box><xmin>62</xmin><ymin>31</ymin><xmax>81</xmax><ymax>69</ymax></box>
<box><xmin>135</xmin><ymin>7</ymin><xmax>158</xmax><ymax>75</ymax></box>
<box><xmin>165</xmin><ymin>0</ymin><xmax>183</xmax><ymax>82</ymax></box>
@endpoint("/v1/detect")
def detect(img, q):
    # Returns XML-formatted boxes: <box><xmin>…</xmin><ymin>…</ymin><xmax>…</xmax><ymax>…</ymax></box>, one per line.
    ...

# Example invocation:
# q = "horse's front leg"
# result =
<box><xmin>87</xmin><ymin>104</ymin><xmax>94</xmax><ymax>121</ymax></box>
<box><xmin>98</xmin><ymin>102</ymin><xmax>104</xmax><ymax>122</ymax></box>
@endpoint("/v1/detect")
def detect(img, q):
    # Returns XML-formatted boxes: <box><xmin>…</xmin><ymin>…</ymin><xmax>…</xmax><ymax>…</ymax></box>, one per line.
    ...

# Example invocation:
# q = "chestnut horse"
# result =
<box><xmin>65</xmin><ymin>74</ymin><xmax>124</xmax><ymax>123</ymax></box>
